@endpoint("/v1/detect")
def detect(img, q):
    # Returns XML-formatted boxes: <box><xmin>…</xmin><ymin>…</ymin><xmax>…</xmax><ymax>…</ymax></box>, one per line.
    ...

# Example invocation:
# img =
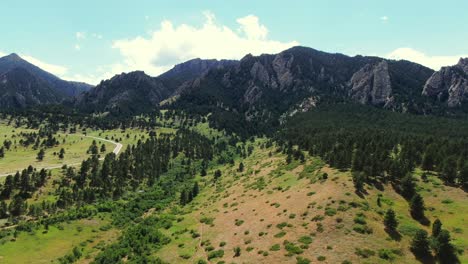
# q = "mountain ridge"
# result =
<box><xmin>0</xmin><ymin>53</ymin><xmax>93</xmax><ymax>108</ymax></box>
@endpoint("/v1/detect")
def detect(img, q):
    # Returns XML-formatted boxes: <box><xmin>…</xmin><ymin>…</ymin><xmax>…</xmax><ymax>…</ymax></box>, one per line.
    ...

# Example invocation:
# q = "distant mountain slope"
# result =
<box><xmin>75</xmin><ymin>71</ymin><xmax>170</xmax><ymax>114</ymax></box>
<box><xmin>76</xmin><ymin>58</ymin><xmax>237</xmax><ymax>114</ymax></box>
<box><xmin>159</xmin><ymin>58</ymin><xmax>238</xmax><ymax>88</ymax></box>
<box><xmin>173</xmin><ymin>46</ymin><xmax>436</xmax><ymax>134</ymax></box>
<box><xmin>0</xmin><ymin>53</ymin><xmax>93</xmax><ymax>109</ymax></box>
<box><xmin>0</xmin><ymin>67</ymin><xmax>64</xmax><ymax>108</ymax></box>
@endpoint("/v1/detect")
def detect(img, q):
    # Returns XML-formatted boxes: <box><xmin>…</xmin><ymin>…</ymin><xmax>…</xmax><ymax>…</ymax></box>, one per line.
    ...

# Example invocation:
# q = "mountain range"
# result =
<box><xmin>1</xmin><ymin>47</ymin><xmax>467</xmax><ymax>120</ymax></box>
<box><xmin>0</xmin><ymin>53</ymin><xmax>92</xmax><ymax>109</ymax></box>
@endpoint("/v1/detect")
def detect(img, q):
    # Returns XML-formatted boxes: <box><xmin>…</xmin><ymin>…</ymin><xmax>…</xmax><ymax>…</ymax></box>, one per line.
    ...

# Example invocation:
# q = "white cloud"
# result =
<box><xmin>74</xmin><ymin>44</ymin><xmax>81</xmax><ymax>51</ymax></box>
<box><xmin>0</xmin><ymin>51</ymin><xmax>5</xmax><ymax>57</ymax></box>
<box><xmin>76</xmin><ymin>31</ymin><xmax>86</xmax><ymax>40</ymax></box>
<box><xmin>236</xmin><ymin>15</ymin><xmax>268</xmax><ymax>40</ymax></box>
<box><xmin>380</xmin><ymin>16</ymin><xmax>389</xmax><ymax>22</ymax></box>
<box><xmin>20</xmin><ymin>54</ymin><xmax>69</xmax><ymax>76</ymax></box>
<box><xmin>111</xmin><ymin>11</ymin><xmax>299</xmax><ymax>76</ymax></box>
<box><xmin>386</xmin><ymin>47</ymin><xmax>467</xmax><ymax>70</ymax></box>
<box><xmin>92</xmin><ymin>33</ymin><xmax>103</xmax><ymax>39</ymax></box>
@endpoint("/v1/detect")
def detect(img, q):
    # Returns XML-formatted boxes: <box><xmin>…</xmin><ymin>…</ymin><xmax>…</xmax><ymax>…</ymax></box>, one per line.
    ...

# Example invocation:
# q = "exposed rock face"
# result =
<box><xmin>176</xmin><ymin>46</ymin><xmax>435</xmax><ymax>125</ymax></box>
<box><xmin>349</xmin><ymin>60</ymin><xmax>392</xmax><ymax>106</ymax></box>
<box><xmin>423</xmin><ymin>58</ymin><xmax>468</xmax><ymax>107</ymax></box>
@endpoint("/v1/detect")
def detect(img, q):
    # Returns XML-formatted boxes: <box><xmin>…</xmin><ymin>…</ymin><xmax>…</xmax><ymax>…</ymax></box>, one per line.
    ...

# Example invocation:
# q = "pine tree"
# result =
<box><xmin>238</xmin><ymin>162</ymin><xmax>244</xmax><ymax>172</ymax></box>
<box><xmin>434</xmin><ymin>230</ymin><xmax>456</xmax><ymax>263</ymax></box>
<box><xmin>352</xmin><ymin>171</ymin><xmax>364</xmax><ymax>192</ymax></box>
<box><xmin>410</xmin><ymin>193</ymin><xmax>425</xmax><ymax>219</ymax></box>
<box><xmin>441</xmin><ymin>156</ymin><xmax>457</xmax><ymax>184</ymax></box>
<box><xmin>37</xmin><ymin>149</ymin><xmax>45</xmax><ymax>161</ymax></box>
<box><xmin>411</xmin><ymin>229</ymin><xmax>430</xmax><ymax>256</ymax></box>
<box><xmin>458</xmin><ymin>162</ymin><xmax>468</xmax><ymax>188</ymax></box>
<box><xmin>192</xmin><ymin>182</ymin><xmax>199</xmax><ymax>197</ymax></box>
<box><xmin>432</xmin><ymin>219</ymin><xmax>442</xmax><ymax>237</ymax></box>
<box><xmin>58</xmin><ymin>148</ymin><xmax>65</xmax><ymax>159</ymax></box>
<box><xmin>100</xmin><ymin>144</ymin><xmax>106</xmax><ymax>153</ymax></box>
<box><xmin>0</xmin><ymin>147</ymin><xmax>4</xmax><ymax>158</ymax></box>
<box><xmin>0</xmin><ymin>200</ymin><xmax>8</xmax><ymax>218</ymax></box>
<box><xmin>214</xmin><ymin>170</ymin><xmax>222</xmax><ymax>181</ymax></box>
<box><xmin>384</xmin><ymin>209</ymin><xmax>398</xmax><ymax>231</ymax></box>
<box><xmin>400</xmin><ymin>174</ymin><xmax>416</xmax><ymax>199</ymax></box>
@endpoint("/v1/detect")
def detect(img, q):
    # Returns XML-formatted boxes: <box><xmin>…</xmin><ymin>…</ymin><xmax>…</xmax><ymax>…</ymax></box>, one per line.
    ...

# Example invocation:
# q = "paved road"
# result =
<box><xmin>0</xmin><ymin>134</ymin><xmax>123</xmax><ymax>178</ymax></box>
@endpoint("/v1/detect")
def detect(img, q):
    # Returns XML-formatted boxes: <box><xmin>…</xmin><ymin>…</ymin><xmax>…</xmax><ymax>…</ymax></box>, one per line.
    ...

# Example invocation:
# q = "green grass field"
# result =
<box><xmin>0</xmin><ymin>123</ymin><xmax>116</xmax><ymax>175</ymax></box>
<box><xmin>0</xmin><ymin>214</ymin><xmax>118</xmax><ymax>264</ymax></box>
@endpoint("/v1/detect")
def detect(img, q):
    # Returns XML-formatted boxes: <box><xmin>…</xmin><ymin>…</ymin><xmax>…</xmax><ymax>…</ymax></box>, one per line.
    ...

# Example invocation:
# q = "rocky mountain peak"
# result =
<box><xmin>4</xmin><ymin>53</ymin><xmax>22</xmax><ymax>61</ymax></box>
<box><xmin>423</xmin><ymin>58</ymin><xmax>468</xmax><ymax>107</ymax></box>
<box><xmin>456</xmin><ymin>57</ymin><xmax>468</xmax><ymax>72</ymax></box>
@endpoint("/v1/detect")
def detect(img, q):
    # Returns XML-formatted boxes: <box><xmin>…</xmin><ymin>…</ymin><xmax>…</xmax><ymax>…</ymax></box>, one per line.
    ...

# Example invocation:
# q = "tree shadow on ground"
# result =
<box><xmin>385</xmin><ymin>228</ymin><xmax>402</xmax><ymax>241</ymax></box>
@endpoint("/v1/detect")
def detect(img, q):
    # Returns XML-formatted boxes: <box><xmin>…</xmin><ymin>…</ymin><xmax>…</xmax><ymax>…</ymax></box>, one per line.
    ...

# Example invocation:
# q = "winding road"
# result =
<box><xmin>0</xmin><ymin>134</ymin><xmax>123</xmax><ymax>178</ymax></box>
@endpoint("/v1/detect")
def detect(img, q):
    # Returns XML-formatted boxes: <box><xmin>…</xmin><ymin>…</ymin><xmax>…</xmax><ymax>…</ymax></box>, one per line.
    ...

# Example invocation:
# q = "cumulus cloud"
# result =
<box><xmin>386</xmin><ymin>47</ymin><xmax>467</xmax><ymax>70</ymax></box>
<box><xmin>20</xmin><ymin>54</ymin><xmax>69</xmax><ymax>76</ymax></box>
<box><xmin>380</xmin><ymin>16</ymin><xmax>389</xmax><ymax>22</ymax></box>
<box><xmin>74</xmin><ymin>44</ymin><xmax>81</xmax><ymax>51</ymax></box>
<box><xmin>111</xmin><ymin>11</ymin><xmax>299</xmax><ymax>76</ymax></box>
<box><xmin>92</xmin><ymin>33</ymin><xmax>103</xmax><ymax>39</ymax></box>
<box><xmin>76</xmin><ymin>31</ymin><xmax>86</xmax><ymax>40</ymax></box>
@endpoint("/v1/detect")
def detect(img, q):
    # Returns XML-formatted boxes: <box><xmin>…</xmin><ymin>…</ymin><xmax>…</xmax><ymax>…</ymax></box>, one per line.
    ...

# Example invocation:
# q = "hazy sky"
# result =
<box><xmin>1</xmin><ymin>0</ymin><xmax>467</xmax><ymax>84</ymax></box>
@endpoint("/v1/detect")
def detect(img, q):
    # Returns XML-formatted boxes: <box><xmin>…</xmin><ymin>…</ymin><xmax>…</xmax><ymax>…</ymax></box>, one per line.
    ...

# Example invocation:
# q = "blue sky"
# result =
<box><xmin>1</xmin><ymin>0</ymin><xmax>467</xmax><ymax>84</ymax></box>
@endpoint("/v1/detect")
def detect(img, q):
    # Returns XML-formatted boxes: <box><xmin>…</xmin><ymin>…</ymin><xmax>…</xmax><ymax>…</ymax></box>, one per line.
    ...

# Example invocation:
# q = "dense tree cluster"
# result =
<box><xmin>280</xmin><ymin>104</ymin><xmax>468</xmax><ymax>188</ymax></box>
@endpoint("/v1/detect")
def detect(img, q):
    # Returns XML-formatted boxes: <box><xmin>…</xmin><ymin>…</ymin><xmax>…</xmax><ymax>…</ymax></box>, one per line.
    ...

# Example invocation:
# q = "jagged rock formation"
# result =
<box><xmin>176</xmin><ymin>46</ymin><xmax>434</xmax><ymax>126</ymax></box>
<box><xmin>423</xmin><ymin>58</ymin><xmax>468</xmax><ymax>107</ymax></box>
<box><xmin>349</xmin><ymin>60</ymin><xmax>392</xmax><ymax>107</ymax></box>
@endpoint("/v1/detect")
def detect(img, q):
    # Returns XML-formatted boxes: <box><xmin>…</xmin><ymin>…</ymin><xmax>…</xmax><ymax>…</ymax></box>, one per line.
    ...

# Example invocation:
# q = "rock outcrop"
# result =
<box><xmin>349</xmin><ymin>60</ymin><xmax>392</xmax><ymax>107</ymax></box>
<box><xmin>423</xmin><ymin>58</ymin><xmax>468</xmax><ymax>107</ymax></box>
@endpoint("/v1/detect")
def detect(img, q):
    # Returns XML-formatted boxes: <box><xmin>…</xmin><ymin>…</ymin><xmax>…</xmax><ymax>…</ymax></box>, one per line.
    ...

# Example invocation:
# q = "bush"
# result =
<box><xmin>207</xmin><ymin>250</ymin><xmax>224</xmax><ymax>260</ymax></box>
<box><xmin>270</xmin><ymin>244</ymin><xmax>281</xmax><ymax>251</ymax></box>
<box><xmin>274</xmin><ymin>231</ymin><xmax>286</xmax><ymax>238</ymax></box>
<box><xmin>284</xmin><ymin>240</ymin><xmax>304</xmax><ymax>255</ymax></box>
<box><xmin>378</xmin><ymin>249</ymin><xmax>396</xmax><ymax>260</ymax></box>
<box><xmin>353</xmin><ymin>224</ymin><xmax>373</xmax><ymax>234</ymax></box>
<box><xmin>355</xmin><ymin>248</ymin><xmax>375</xmax><ymax>258</ymax></box>
<box><xmin>298</xmin><ymin>236</ymin><xmax>313</xmax><ymax>245</ymax></box>
<box><xmin>325</xmin><ymin>208</ymin><xmax>337</xmax><ymax>216</ymax></box>
<box><xmin>296</xmin><ymin>256</ymin><xmax>311</xmax><ymax>264</ymax></box>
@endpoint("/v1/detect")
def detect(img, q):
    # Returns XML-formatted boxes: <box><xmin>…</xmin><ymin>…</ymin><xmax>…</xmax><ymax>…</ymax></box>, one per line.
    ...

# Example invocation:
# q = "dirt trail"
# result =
<box><xmin>0</xmin><ymin>134</ymin><xmax>123</xmax><ymax>178</ymax></box>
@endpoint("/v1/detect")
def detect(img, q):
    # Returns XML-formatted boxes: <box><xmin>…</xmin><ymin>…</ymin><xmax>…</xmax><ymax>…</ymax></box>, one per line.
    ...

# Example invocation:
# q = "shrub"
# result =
<box><xmin>284</xmin><ymin>240</ymin><xmax>304</xmax><ymax>255</ymax></box>
<box><xmin>325</xmin><ymin>208</ymin><xmax>337</xmax><ymax>216</ymax></box>
<box><xmin>296</xmin><ymin>256</ymin><xmax>311</xmax><ymax>264</ymax></box>
<box><xmin>233</xmin><ymin>246</ymin><xmax>241</xmax><ymax>257</ymax></box>
<box><xmin>378</xmin><ymin>249</ymin><xmax>396</xmax><ymax>260</ymax></box>
<box><xmin>270</xmin><ymin>244</ymin><xmax>281</xmax><ymax>251</ymax></box>
<box><xmin>235</xmin><ymin>219</ymin><xmax>244</xmax><ymax>226</ymax></box>
<box><xmin>355</xmin><ymin>248</ymin><xmax>375</xmax><ymax>258</ymax></box>
<box><xmin>274</xmin><ymin>231</ymin><xmax>286</xmax><ymax>238</ymax></box>
<box><xmin>298</xmin><ymin>236</ymin><xmax>313</xmax><ymax>245</ymax></box>
<box><xmin>353</xmin><ymin>224</ymin><xmax>372</xmax><ymax>234</ymax></box>
<box><xmin>207</xmin><ymin>250</ymin><xmax>224</xmax><ymax>260</ymax></box>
